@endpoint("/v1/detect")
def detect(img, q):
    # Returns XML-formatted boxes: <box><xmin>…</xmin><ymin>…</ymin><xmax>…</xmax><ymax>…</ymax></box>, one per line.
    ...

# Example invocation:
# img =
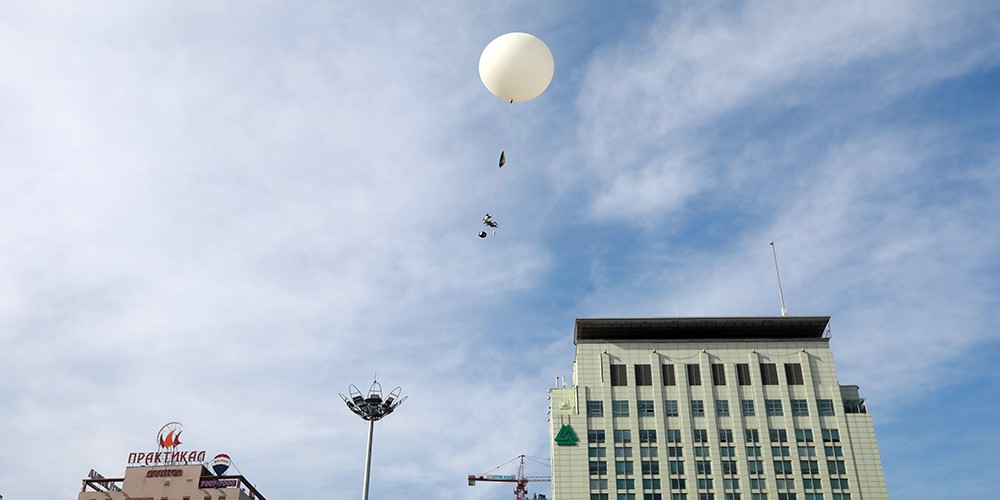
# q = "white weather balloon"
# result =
<box><xmin>479</xmin><ymin>32</ymin><xmax>554</xmax><ymax>103</ymax></box>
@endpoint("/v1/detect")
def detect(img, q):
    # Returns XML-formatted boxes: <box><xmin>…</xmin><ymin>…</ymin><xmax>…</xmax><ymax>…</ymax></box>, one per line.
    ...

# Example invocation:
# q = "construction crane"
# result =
<box><xmin>468</xmin><ymin>454</ymin><xmax>551</xmax><ymax>500</ymax></box>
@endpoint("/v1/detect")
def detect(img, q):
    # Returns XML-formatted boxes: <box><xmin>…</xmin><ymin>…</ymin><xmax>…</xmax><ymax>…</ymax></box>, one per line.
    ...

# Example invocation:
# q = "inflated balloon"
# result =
<box><xmin>479</xmin><ymin>32</ymin><xmax>554</xmax><ymax>103</ymax></box>
<box><xmin>211</xmin><ymin>454</ymin><xmax>232</xmax><ymax>476</ymax></box>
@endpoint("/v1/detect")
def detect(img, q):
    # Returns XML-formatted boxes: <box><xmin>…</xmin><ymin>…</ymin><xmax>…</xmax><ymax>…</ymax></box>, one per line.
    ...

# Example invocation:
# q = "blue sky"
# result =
<box><xmin>0</xmin><ymin>1</ymin><xmax>998</xmax><ymax>498</ymax></box>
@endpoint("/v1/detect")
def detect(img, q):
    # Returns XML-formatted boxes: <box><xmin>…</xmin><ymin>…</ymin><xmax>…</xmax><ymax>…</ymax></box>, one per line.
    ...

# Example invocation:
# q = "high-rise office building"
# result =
<box><xmin>549</xmin><ymin>317</ymin><xmax>887</xmax><ymax>500</ymax></box>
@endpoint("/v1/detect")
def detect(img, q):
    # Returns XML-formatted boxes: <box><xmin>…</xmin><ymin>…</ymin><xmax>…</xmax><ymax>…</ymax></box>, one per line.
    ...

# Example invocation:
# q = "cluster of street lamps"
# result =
<box><xmin>340</xmin><ymin>380</ymin><xmax>406</xmax><ymax>500</ymax></box>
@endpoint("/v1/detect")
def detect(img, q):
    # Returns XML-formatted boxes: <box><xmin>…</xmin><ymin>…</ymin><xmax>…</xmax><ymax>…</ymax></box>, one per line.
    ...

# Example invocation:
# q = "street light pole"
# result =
<box><xmin>362</xmin><ymin>418</ymin><xmax>375</xmax><ymax>499</ymax></box>
<box><xmin>340</xmin><ymin>380</ymin><xmax>406</xmax><ymax>500</ymax></box>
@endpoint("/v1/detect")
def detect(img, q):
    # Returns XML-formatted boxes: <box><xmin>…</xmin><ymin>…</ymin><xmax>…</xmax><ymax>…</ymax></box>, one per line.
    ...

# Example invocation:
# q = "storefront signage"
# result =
<box><xmin>127</xmin><ymin>422</ymin><xmax>207</xmax><ymax>466</ymax></box>
<box><xmin>128</xmin><ymin>451</ymin><xmax>207</xmax><ymax>466</ymax></box>
<box><xmin>88</xmin><ymin>469</ymin><xmax>123</xmax><ymax>492</ymax></box>
<box><xmin>146</xmin><ymin>469</ymin><xmax>184</xmax><ymax>478</ymax></box>
<box><xmin>199</xmin><ymin>479</ymin><xmax>238</xmax><ymax>488</ymax></box>
<box><xmin>554</xmin><ymin>424</ymin><xmax>579</xmax><ymax>445</ymax></box>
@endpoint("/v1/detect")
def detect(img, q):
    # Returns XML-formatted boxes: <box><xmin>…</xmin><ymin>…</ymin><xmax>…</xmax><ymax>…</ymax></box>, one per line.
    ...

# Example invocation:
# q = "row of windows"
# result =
<box><xmin>589</xmin><ymin>458</ymin><xmax>849</xmax><ymax>478</ymax></box>
<box><xmin>588</xmin><ymin>491</ymin><xmax>848</xmax><ymax>500</ymax></box>
<box><xmin>588</xmin><ymin>399</ymin><xmax>836</xmax><ymax>418</ymax></box>
<box><xmin>611</xmin><ymin>363</ymin><xmax>805</xmax><ymax>388</ymax></box>
<box><xmin>593</xmin><ymin>478</ymin><xmax>837</xmax><ymax>492</ymax></box>
<box><xmin>594</xmin><ymin>444</ymin><xmax>843</xmax><ymax>460</ymax></box>
<box><xmin>587</xmin><ymin>428</ymin><xmax>841</xmax><ymax>445</ymax></box>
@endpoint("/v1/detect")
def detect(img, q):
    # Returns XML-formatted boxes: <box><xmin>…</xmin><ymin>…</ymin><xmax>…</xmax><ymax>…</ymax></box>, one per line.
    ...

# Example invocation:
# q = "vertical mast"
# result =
<box><xmin>770</xmin><ymin>242</ymin><xmax>788</xmax><ymax>317</ymax></box>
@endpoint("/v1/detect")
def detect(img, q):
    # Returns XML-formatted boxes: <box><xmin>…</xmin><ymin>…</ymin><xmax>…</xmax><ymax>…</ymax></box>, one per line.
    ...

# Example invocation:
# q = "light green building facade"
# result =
<box><xmin>549</xmin><ymin>317</ymin><xmax>888</xmax><ymax>500</ymax></box>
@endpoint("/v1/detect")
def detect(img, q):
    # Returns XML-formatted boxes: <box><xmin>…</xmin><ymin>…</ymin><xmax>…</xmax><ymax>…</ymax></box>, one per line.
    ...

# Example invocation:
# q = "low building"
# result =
<box><xmin>79</xmin><ymin>464</ymin><xmax>265</xmax><ymax>500</ymax></box>
<box><xmin>79</xmin><ymin>423</ymin><xmax>265</xmax><ymax>500</ymax></box>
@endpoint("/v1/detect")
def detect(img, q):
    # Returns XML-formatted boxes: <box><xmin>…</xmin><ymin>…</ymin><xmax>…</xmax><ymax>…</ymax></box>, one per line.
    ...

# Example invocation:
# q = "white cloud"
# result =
<box><xmin>0</xmin><ymin>1</ymin><xmax>998</xmax><ymax>499</ymax></box>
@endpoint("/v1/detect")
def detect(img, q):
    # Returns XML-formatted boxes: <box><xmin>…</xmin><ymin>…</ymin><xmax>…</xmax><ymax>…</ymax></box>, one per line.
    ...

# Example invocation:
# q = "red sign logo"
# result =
<box><xmin>157</xmin><ymin>422</ymin><xmax>183</xmax><ymax>449</ymax></box>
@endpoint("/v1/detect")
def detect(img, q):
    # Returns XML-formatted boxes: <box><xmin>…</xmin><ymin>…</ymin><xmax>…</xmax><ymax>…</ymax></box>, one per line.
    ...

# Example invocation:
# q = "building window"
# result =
<box><xmin>776</xmin><ymin>478</ymin><xmax>795</xmax><ymax>489</ymax></box>
<box><xmin>800</xmin><ymin>460</ymin><xmax>819</xmax><ymax>474</ymax></box>
<box><xmin>590</xmin><ymin>430</ymin><xmax>607</xmax><ymax>443</ymax></box>
<box><xmin>667</xmin><ymin>446</ymin><xmax>683</xmax><ymax>457</ymax></box>
<box><xmin>687</xmin><ymin>364</ymin><xmax>702</xmax><ymax>385</ymax></box>
<box><xmin>746</xmin><ymin>446</ymin><xmax>762</xmax><ymax>457</ymax></box>
<box><xmin>773</xmin><ymin>460</ymin><xmax>793</xmax><ymax>475</ymax></box>
<box><xmin>698</xmin><ymin>478</ymin><xmax>713</xmax><ymax>489</ymax></box>
<box><xmin>830</xmin><ymin>478</ymin><xmax>849</xmax><ymax>489</ymax></box>
<box><xmin>590</xmin><ymin>447</ymin><xmax>608</xmax><ymax>457</ymax></box>
<box><xmin>638</xmin><ymin>400</ymin><xmax>656</xmax><ymax>417</ymax></box>
<box><xmin>617</xmin><ymin>479</ymin><xmax>635</xmax><ymax>489</ymax></box>
<box><xmin>692</xmin><ymin>400</ymin><xmax>705</xmax><ymax>417</ymax></box>
<box><xmin>614</xmin><ymin>430</ymin><xmax>632</xmax><ymax>443</ymax></box>
<box><xmin>769</xmin><ymin>429</ymin><xmax>788</xmax><ymax>442</ymax></box>
<box><xmin>824</xmin><ymin>446</ymin><xmax>843</xmax><ymax>457</ymax></box>
<box><xmin>669</xmin><ymin>461</ymin><xmax>685</xmax><ymax>475</ymax></box>
<box><xmin>663</xmin><ymin>364</ymin><xmax>676</xmax><ymax>386</ymax></box>
<box><xmin>640</xmin><ymin>447</ymin><xmax>658</xmax><ymax>458</ymax></box>
<box><xmin>760</xmin><ymin>363</ymin><xmax>779</xmax><ymax>385</ymax></box>
<box><xmin>665</xmin><ymin>400</ymin><xmax>679</xmax><ymax>417</ymax></box>
<box><xmin>798</xmin><ymin>446</ymin><xmax>816</xmax><ymax>457</ymax></box>
<box><xmin>784</xmin><ymin>364</ymin><xmax>804</xmax><ymax>385</ymax></box>
<box><xmin>712</xmin><ymin>364</ymin><xmax>727</xmax><ymax>385</ymax></box>
<box><xmin>643</xmin><ymin>479</ymin><xmax>662</xmax><ymax>489</ymax></box>
<box><xmin>736</xmin><ymin>363</ymin><xmax>751</xmax><ymax>385</ymax></box>
<box><xmin>745</xmin><ymin>429</ymin><xmax>760</xmax><ymax>442</ymax></box>
<box><xmin>828</xmin><ymin>460</ymin><xmax>846</xmax><ymax>475</ymax></box>
<box><xmin>722</xmin><ymin>461</ymin><xmax>738</xmax><ymax>475</ymax></box>
<box><xmin>644</xmin><ymin>494</ymin><xmax>663</xmax><ymax>500</ymax></box>
<box><xmin>613</xmin><ymin>400</ymin><xmax>630</xmax><ymax>417</ymax></box>
<box><xmin>588</xmin><ymin>400</ymin><xmax>605</xmax><ymax>417</ymax></box>
<box><xmin>666</xmin><ymin>429</ymin><xmax>682</xmax><ymax>443</ymax></box>
<box><xmin>642</xmin><ymin>461</ymin><xmax>661</xmax><ymax>475</ymax></box>
<box><xmin>721</xmin><ymin>446</ymin><xmax>736</xmax><ymax>457</ymax></box>
<box><xmin>696</xmin><ymin>460</ymin><xmax>712</xmax><ymax>475</ymax></box>
<box><xmin>611</xmin><ymin>364</ymin><xmax>628</xmax><ymax>386</ymax></box>
<box><xmin>765</xmin><ymin>399</ymin><xmax>783</xmax><ymax>416</ymax></box>
<box><xmin>712</xmin><ymin>399</ymin><xmax>728</xmax><ymax>417</ymax></box>
<box><xmin>742</xmin><ymin>399</ymin><xmax>756</xmax><ymax>416</ymax></box>
<box><xmin>693</xmin><ymin>429</ymin><xmax>709</xmax><ymax>443</ymax></box>
<box><xmin>636</xmin><ymin>364</ymin><xmax>653</xmax><ymax>386</ymax></box>
<box><xmin>791</xmin><ymin>399</ymin><xmax>809</xmax><ymax>416</ymax></box>
<box><xmin>590</xmin><ymin>460</ymin><xmax>608</xmax><ymax>475</ymax></box>
<box><xmin>616</xmin><ymin>460</ymin><xmax>635</xmax><ymax>474</ymax></box>
<box><xmin>817</xmin><ymin>399</ymin><xmax>835</xmax><ymax>416</ymax></box>
<box><xmin>748</xmin><ymin>460</ymin><xmax>765</xmax><ymax>475</ymax></box>
<box><xmin>795</xmin><ymin>429</ymin><xmax>814</xmax><ymax>442</ymax></box>
<box><xmin>639</xmin><ymin>429</ymin><xmax>657</xmax><ymax>443</ymax></box>
<box><xmin>591</xmin><ymin>478</ymin><xmax>609</xmax><ymax>489</ymax></box>
<box><xmin>719</xmin><ymin>429</ymin><xmax>734</xmax><ymax>442</ymax></box>
<box><xmin>694</xmin><ymin>446</ymin><xmax>710</xmax><ymax>457</ymax></box>
<box><xmin>771</xmin><ymin>446</ymin><xmax>790</xmax><ymax>456</ymax></box>
<box><xmin>592</xmin><ymin>494</ymin><xmax>610</xmax><ymax>500</ymax></box>
<box><xmin>821</xmin><ymin>429</ymin><xmax>840</xmax><ymax>442</ymax></box>
<box><xmin>616</xmin><ymin>447</ymin><xmax>634</xmax><ymax>458</ymax></box>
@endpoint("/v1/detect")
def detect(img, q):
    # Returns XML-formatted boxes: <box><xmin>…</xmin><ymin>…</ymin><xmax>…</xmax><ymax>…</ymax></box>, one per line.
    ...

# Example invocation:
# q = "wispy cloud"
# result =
<box><xmin>0</xmin><ymin>1</ymin><xmax>998</xmax><ymax>499</ymax></box>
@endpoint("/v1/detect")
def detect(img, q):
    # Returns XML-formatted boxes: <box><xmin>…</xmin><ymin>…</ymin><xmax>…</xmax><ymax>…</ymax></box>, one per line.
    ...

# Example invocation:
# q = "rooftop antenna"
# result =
<box><xmin>770</xmin><ymin>242</ymin><xmax>788</xmax><ymax>317</ymax></box>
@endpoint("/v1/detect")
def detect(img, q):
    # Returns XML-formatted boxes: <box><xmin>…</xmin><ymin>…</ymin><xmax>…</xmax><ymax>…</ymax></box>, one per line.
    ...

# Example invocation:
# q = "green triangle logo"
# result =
<box><xmin>554</xmin><ymin>424</ymin><xmax>579</xmax><ymax>446</ymax></box>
